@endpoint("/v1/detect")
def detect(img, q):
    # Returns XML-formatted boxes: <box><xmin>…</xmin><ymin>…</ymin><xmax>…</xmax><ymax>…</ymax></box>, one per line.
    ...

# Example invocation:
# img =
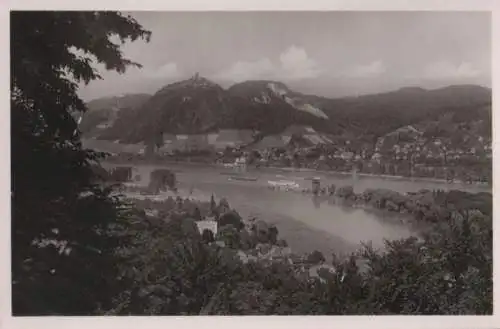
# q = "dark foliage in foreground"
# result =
<box><xmin>111</xmin><ymin>190</ymin><xmax>491</xmax><ymax>315</ymax></box>
<box><xmin>11</xmin><ymin>11</ymin><xmax>150</xmax><ymax>315</ymax></box>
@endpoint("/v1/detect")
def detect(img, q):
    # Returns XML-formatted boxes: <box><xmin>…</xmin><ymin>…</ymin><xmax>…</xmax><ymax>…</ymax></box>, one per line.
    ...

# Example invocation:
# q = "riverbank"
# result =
<box><xmin>259</xmin><ymin>165</ymin><xmax>490</xmax><ymax>187</ymax></box>
<box><xmin>104</xmin><ymin>157</ymin><xmax>491</xmax><ymax>190</ymax></box>
<box><xmin>117</xmin><ymin>174</ymin><xmax>492</xmax><ymax>259</ymax></box>
<box><xmin>114</xmin><ymin>183</ymin><xmax>493</xmax><ymax>315</ymax></box>
<box><xmin>120</xmin><ymin>187</ymin><xmax>371</xmax><ymax>258</ymax></box>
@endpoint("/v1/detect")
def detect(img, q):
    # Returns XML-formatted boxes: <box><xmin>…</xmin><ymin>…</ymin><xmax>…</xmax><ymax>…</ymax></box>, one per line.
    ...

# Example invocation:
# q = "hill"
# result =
<box><xmin>90</xmin><ymin>75</ymin><xmax>335</xmax><ymax>144</ymax></box>
<box><xmin>86</xmin><ymin>93</ymin><xmax>151</xmax><ymax>111</ymax></box>
<box><xmin>81</xmin><ymin>76</ymin><xmax>491</xmax><ymax>147</ymax></box>
<box><xmin>227</xmin><ymin>80</ymin><xmax>334</xmax><ymax>135</ymax></box>
<box><xmin>101</xmin><ymin>74</ymin><xmax>234</xmax><ymax>144</ymax></box>
<box><xmin>302</xmin><ymin>84</ymin><xmax>491</xmax><ymax>139</ymax></box>
<box><xmin>79</xmin><ymin>93</ymin><xmax>151</xmax><ymax>137</ymax></box>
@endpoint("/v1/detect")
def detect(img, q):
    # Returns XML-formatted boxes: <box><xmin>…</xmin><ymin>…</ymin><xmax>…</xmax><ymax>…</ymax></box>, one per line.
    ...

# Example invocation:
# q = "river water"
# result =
<box><xmin>104</xmin><ymin>162</ymin><xmax>491</xmax><ymax>258</ymax></box>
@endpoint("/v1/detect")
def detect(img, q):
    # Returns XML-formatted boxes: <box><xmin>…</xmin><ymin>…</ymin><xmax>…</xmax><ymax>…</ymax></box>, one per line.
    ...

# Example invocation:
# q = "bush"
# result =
<box><xmin>327</xmin><ymin>184</ymin><xmax>336</xmax><ymax>195</ymax></box>
<box><xmin>239</xmin><ymin>230</ymin><xmax>255</xmax><ymax>250</ymax></box>
<box><xmin>148</xmin><ymin>169</ymin><xmax>176</xmax><ymax>194</ymax></box>
<box><xmin>218</xmin><ymin>211</ymin><xmax>244</xmax><ymax>231</ymax></box>
<box><xmin>115</xmin><ymin>189</ymin><xmax>492</xmax><ymax>315</ymax></box>
<box><xmin>336</xmin><ymin>185</ymin><xmax>354</xmax><ymax>199</ymax></box>
<box><xmin>267</xmin><ymin>225</ymin><xmax>279</xmax><ymax>245</ymax></box>
<box><xmin>217</xmin><ymin>225</ymin><xmax>241</xmax><ymax>249</ymax></box>
<box><xmin>252</xmin><ymin>220</ymin><xmax>271</xmax><ymax>244</ymax></box>
<box><xmin>354</xmin><ymin>215</ymin><xmax>492</xmax><ymax>315</ymax></box>
<box><xmin>276</xmin><ymin>239</ymin><xmax>288</xmax><ymax>247</ymax></box>
<box><xmin>191</xmin><ymin>206</ymin><xmax>202</xmax><ymax>221</ymax></box>
<box><xmin>90</xmin><ymin>164</ymin><xmax>112</xmax><ymax>182</ymax></box>
<box><xmin>202</xmin><ymin>229</ymin><xmax>215</xmax><ymax>244</ymax></box>
<box><xmin>307</xmin><ymin>250</ymin><xmax>326</xmax><ymax>265</ymax></box>
<box><xmin>109</xmin><ymin>166</ymin><xmax>133</xmax><ymax>182</ymax></box>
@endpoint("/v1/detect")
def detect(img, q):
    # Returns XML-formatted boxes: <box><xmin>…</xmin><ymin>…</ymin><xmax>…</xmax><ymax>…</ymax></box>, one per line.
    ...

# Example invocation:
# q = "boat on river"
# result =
<box><xmin>268</xmin><ymin>180</ymin><xmax>300</xmax><ymax>191</ymax></box>
<box><xmin>220</xmin><ymin>156</ymin><xmax>255</xmax><ymax>181</ymax></box>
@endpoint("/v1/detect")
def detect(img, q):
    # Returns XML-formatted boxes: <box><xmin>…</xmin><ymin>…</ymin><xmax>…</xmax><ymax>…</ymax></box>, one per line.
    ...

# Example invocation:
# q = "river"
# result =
<box><xmin>104</xmin><ymin>162</ymin><xmax>491</xmax><ymax>258</ymax></box>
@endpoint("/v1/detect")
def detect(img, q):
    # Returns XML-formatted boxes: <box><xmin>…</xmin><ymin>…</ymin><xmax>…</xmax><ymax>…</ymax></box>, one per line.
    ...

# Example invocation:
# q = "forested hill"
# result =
<box><xmin>80</xmin><ymin>77</ymin><xmax>491</xmax><ymax>144</ymax></box>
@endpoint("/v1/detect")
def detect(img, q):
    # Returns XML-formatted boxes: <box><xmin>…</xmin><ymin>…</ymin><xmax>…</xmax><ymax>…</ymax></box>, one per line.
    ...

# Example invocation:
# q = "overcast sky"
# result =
<box><xmin>77</xmin><ymin>11</ymin><xmax>491</xmax><ymax>101</ymax></box>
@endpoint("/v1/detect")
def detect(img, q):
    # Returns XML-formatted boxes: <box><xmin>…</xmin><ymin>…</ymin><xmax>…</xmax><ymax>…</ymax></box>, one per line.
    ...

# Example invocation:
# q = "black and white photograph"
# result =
<box><xmin>7</xmin><ymin>5</ymin><xmax>494</xmax><ymax>321</ymax></box>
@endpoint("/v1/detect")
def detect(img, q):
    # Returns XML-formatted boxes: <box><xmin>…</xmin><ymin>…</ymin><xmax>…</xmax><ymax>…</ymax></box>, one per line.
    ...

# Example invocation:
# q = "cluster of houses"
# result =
<box><xmin>85</xmin><ymin>119</ymin><xmax>491</xmax><ymax>182</ymax></box>
<box><xmin>231</xmin><ymin>123</ymin><xmax>492</xmax><ymax>182</ymax></box>
<box><xmin>364</xmin><ymin>124</ymin><xmax>492</xmax><ymax>180</ymax></box>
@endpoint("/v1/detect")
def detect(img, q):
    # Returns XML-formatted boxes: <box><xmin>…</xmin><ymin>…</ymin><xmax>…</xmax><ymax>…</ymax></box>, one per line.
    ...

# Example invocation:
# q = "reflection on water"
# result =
<box><xmin>104</xmin><ymin>162</ymin><xmax>485</xmax><ymax>257</ymax></box>
<box><xmin>274</xmin><ymin>193</ymin><xmax>414</xmax><ymax>252</ymax></box>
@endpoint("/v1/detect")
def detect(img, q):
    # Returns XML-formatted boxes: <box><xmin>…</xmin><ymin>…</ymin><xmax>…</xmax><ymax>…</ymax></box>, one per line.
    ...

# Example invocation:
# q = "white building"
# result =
<box><xmin>195</xmin><ymin>220</ymin><xmax>218</xmax><ymax>236</ymax></box>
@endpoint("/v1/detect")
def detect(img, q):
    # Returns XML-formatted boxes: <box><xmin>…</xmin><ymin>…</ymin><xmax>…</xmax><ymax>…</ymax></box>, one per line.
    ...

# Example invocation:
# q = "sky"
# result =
<box><xmin>77</xmin><ymin>11</ymin><xmax>491</xmax><ymax>101</ymax></box>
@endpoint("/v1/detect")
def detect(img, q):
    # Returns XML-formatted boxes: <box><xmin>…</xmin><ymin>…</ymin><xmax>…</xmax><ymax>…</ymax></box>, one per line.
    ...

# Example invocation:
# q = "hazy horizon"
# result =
<box><xmin>77</xmin><ymin>11</ymin><xmax>491</xmax><ymax>101</ymax></box>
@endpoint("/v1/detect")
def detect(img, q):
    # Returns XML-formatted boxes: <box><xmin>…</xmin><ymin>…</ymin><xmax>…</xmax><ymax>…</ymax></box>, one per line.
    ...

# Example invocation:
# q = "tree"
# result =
<box><xmin>210</xmin><ymin>194</ymin><xmax>217</xmax><ymax>215</ymax></box>
<box><xmin>112</xmin><ymin>188</ymin><xmax>492</xmax><ymax>315</ymax></box>
<box><xmin>202</xmin><ymin>229</ymin><xmax>215</xmax><ymax>244</ymax></box>
<box><xmin>306</xmin><ymin>250</ymin><xmax>326</xmax><ymax>265</ymax></box>
<box><xmin>218</xmin><ymin>211</ymin><xmax>244</xmax><ymax>231</ymax></box>
<box><xmin>148</xmin><ymin>169</ymin><xmax>177</xmax><ymax>194</ymax></box>
<box><xmin>11</xmin><ymin>11</ymin><xmax>151</xmax><ymax>315</ymax></box>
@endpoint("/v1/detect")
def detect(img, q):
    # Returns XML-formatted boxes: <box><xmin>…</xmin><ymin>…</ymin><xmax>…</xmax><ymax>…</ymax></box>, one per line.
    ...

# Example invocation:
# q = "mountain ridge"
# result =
<box><xmin>80</xmin><ymin>75</ymin><xmax>491</xmax><ymax>146</ymax></box>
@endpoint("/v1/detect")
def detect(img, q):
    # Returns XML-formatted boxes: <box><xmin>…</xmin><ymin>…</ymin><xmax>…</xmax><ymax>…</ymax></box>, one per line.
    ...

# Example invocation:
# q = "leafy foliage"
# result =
<box><xmin>307</xmin><ymin>250</ymin><xmax>326</xmax><ymax>265</ymax></box>
<box><xmin>11</xmin><ymin>11</ymin><xmax>150</xmax><ymax>315</ymax></box>
<box><xmin>218</xmin><ymin>211</ymin><xmax>245</xmax><ymax>231</ymax></box>
<box><xmin>147</xmin><ymin>169</ymin><xmax>177</xmax><ymax>194</ymax></box>
<box><xmin>115</xmin><ymin>189</ymin><xmax>492</xmax><ymax>315</ymax></box>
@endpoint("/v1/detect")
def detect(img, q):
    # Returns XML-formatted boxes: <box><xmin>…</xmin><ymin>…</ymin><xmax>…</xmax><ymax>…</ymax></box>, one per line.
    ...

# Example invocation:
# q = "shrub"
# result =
<box><xmin>336</xmin><ymin>185</ymin><xmax>354</xmax><ymax>199</ymax></box>
<box><xmin>239</xmin><ymin>230</ymin><xmax>255</xmax><ymax>250</ymax></box>
<box><xmin>217</xmin><ymin>225</ymin><xmax>242</xmax><ymax>249</ymax></box>
<box><xmin>202</xmin><ymin>229</ymin><xmax>215</xmax><ymax>244</ymax></box>
<box><xmin>109</xmin><ymin>166</ymin><xmax>132</xmax><ymax>182</ymax></box>
<box><xmin>276</xmin><ymin>239</ymin><xmax>288</xmax><ymax>247</ymax></box>
<box><xmin>252</xmin><ymin>220</ymin><xmax>271</xmax><ymax>244</ymax></box>
<box><xmin>218</xmin><ymin>211</ymin><xmax>244</xmax><ymax>231</ymax></box>
<box><xmin>163</xmin><ymin>217</ymin><xmax>200</xmax><ymax>240</ymax></box>
<box><xmin>190</xmin><ymin>206</ymin><xmax>203</xmax><ymax>221</ymax></box>
<box><xmin>267</xmin><ymin>225</ymin><xmax>279</xmax><ymax>245</ymax></box>
<box><xmin>116</xmin><ymin>189</ymin><xmax>492</xmax><ymax>315</ymax></box>
<box><xmin>148</xmin><ymin>169</ymin><xmax>176</xmax><ymax>194</ymax></box>
<box><xmin>90</xmin><ymin>164</ymin><xmax>112</xmax><ymax>182</ymax></box>
<box><xmin>307</xmin><ymin>250</ymin><xmax>326</xmax><ymax>265</ymax></box>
